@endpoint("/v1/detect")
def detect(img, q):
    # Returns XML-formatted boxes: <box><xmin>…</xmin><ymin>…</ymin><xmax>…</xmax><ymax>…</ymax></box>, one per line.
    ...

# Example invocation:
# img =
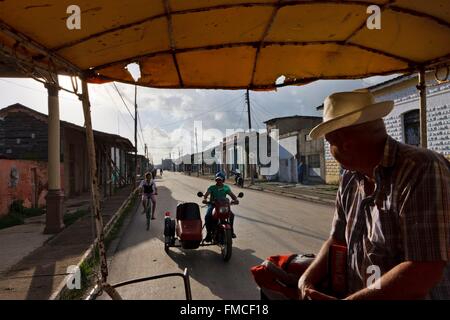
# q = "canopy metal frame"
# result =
<box><xmin>1</xmin><ymin>0</ymin><xmax>450</xmax><ymax>299</ymax></box>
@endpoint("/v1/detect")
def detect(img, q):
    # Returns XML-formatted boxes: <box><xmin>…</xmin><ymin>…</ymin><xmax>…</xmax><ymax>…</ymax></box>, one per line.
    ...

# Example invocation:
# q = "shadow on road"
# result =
<box><xmin>123</xmin><ymin>184</ymin><xmax>264</xmax><ymax>299</ymax></box>
<box><xmin>234</xmin><ymin>213</ymin><xmax>328</xmax><ymax>242</ymax></box>
<box><xmin>165</xmin><ymin>246</ymin><xmax>263</xmax><ymax>300</ymax></box>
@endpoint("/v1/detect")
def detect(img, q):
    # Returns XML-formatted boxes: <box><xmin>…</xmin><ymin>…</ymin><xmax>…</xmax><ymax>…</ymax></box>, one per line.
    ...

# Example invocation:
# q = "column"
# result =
<box><xmin>44</xmin><ymin>80</ymin><xmax>65</xmax><ymax>234</ymax></box>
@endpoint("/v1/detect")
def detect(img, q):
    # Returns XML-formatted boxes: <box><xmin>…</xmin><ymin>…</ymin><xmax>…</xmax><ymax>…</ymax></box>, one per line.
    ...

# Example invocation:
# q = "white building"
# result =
<box><xmin>324</xmin><ymin>73</ymin><xmax>450</xmax><ymax>184</ymax></box>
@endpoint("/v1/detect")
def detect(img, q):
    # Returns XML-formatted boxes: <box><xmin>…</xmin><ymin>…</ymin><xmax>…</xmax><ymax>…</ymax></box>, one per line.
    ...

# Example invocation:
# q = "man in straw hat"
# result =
<box><xmin>298</xmin><ymin>91</ymin><xmax>450</xmax><ymax>300</ymax></box>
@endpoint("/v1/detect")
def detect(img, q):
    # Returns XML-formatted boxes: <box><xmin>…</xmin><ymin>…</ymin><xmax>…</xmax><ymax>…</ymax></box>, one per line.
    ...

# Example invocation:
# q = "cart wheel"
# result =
<box><xmin>221</xmin><ymin>229</ymin><xmax>233</xmax><ymax>262</ymax></box>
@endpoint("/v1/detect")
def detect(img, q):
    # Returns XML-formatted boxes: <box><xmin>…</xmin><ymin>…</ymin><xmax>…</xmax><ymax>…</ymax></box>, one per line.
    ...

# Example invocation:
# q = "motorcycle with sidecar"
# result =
<box><xmin>163</xmin><ymin>191</ymin><xmax>244</xmax><ymax>261</ymax></box>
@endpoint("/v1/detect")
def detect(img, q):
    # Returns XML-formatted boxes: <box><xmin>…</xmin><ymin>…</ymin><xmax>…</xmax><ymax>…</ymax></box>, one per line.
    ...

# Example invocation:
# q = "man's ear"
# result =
<box><xmin>342</xmin><ymin>140</ymin><xmax>355</xmax><ymax>152</ymax></box>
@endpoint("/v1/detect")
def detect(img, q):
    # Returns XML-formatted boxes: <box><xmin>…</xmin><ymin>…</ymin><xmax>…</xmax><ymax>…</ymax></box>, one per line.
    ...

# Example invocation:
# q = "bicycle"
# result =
<box><xmin>143</xmin><ymin>196</ymin><xmax>153</xmax><ymax>231</ymax></box>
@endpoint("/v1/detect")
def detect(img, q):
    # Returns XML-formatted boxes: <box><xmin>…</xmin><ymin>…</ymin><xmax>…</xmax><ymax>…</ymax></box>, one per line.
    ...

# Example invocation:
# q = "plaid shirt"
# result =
<box><xmin>331</xmin><ymin>136</ymin><xmax>450</xmax><ymax>299</ymax></box>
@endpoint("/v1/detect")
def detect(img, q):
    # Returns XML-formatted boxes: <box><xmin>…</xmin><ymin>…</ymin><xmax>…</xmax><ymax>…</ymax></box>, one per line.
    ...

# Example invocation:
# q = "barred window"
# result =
<box><xmin>403</xmin><ymin>110</ymin><xmax>420</xmax><ymax>147</ymax></box>
<box><xmin>308</xmin><ymin>154</ymin><xmax>321</xmax><ymax>168</ymax></box>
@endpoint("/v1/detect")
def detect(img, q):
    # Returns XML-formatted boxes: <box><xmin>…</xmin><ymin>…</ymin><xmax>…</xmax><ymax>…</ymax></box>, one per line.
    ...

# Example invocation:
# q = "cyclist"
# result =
<box><xmin>139</xmin><ymin>172</ymin><xmax>157</xmax><ymax>229</ymax></box>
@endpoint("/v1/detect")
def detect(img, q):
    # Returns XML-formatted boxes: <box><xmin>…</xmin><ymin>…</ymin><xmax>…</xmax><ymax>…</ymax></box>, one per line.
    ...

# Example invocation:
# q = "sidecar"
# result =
<box><xmin>164</xmin><ymin>202</ymin><xmax>203</xmax><ymax>251</ymax></box>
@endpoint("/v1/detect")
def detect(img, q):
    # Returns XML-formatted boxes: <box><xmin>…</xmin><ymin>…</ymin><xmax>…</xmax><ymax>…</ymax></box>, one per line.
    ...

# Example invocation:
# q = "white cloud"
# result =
<box><xmin>0</xmin><ymin>75</ymin><xmax>397</xmax><ymax>164</ymax></box>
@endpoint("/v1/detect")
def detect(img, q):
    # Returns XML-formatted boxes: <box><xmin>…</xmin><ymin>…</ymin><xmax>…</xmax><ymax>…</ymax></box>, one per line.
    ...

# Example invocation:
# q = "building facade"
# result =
<box><xmin>264</xmin><ymin>116</ymin><xmax>325</xmax><ymax>183</ymax></box>
<box><xmin>0</xmin><ymin>103</ymin><xmax>135</xmax><ymax>216</ymax></box>
<box><xmin>324</xmin><ymin>74</ymin><xmax>450</xmax><ymax>184</ymax></box>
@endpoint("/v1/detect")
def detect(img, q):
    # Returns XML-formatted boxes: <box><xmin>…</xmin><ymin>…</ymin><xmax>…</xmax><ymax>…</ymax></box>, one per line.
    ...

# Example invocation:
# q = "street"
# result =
<box><xmin>100</xmin><ymin>172</ymin><xmax>334</xmax><ymax>300</ymax></box>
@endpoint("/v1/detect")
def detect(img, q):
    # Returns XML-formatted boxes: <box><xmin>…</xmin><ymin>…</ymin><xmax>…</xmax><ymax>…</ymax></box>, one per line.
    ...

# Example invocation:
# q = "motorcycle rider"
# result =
<box><xmin>231</xmin><ymin>168</ymin><xmax>243</xmax><ymax>187</ymax></box>
<box><xmin>202</xmin><ymin>172</ymin><xmax>239</xmax><ymax>242</ymax></box>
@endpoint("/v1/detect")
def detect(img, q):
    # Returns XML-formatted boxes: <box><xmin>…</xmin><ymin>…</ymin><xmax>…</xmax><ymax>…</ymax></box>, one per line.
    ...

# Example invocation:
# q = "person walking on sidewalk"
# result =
<box><xmin>298</xmin><ymin>91</ymin><xmax>450</xmax><ymax>300</ymax></box>
<box><xmin>297</xmin><ymin>161</ymin><xmax>304</xmax><ymax>184</ymax></box>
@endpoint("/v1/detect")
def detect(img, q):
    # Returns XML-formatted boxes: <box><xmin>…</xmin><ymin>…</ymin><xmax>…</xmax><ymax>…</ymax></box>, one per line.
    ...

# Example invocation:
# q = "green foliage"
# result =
<box><xmin>60</xmin><ymin>249</ymin><xmax>100</xmax><ymax>300</ymax></box>
<box><xmin>9</xmin><ymin>200</ymin><xmax>25</xmax><ymax>215</ymax></box>
<box><xmin>0</xmin><ymin>212</ymin><xmax>24</xmax><ymax>230</ymax></box>
<box><xmin>0</xmin><ymin>200</ymin><xmax>45</xmax><ymax>230</ymax></box>
<box><xmin>22</xmin><ymin>207</ymin><xmax>45</xmax><ymax>218</ymax></box>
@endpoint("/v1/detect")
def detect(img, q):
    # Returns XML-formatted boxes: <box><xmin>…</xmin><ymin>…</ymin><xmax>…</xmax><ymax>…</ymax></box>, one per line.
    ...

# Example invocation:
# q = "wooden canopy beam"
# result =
<box><xmin>163</xmin><ymin>0</ymin><xmax>184</xmax><ymax>87</ymax></box>
<box><xmin>50</xmin><ymin>0</ymin><xmax>450</xmax><ymax>55</ymax></box>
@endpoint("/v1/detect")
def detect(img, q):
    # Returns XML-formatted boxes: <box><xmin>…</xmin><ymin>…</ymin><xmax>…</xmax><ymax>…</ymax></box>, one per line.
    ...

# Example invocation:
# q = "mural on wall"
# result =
<box><xmin>0</xmin><ymin>160</ymin><xmax>55</xmax><ymax>216</ymax></box>
<box><xmin>9</xmin><ymin>166</ymin><xmax>19</xmax><ymax>188</ymax></box>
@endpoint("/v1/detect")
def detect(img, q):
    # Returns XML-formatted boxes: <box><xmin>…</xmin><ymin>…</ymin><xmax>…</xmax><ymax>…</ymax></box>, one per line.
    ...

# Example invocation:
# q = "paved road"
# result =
<box><xmin>100</xmin><ymin>172</ymin><xmax>334</xmax><ymax>300</ymax></box>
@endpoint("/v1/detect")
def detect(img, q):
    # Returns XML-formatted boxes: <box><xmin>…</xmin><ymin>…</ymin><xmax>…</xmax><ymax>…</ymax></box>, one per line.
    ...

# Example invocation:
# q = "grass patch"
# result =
<box><xmin>60</xmin><ymin>249</ymin><xmax>100</xmax><ymax>300</ymax></box>
<box><xmin>0</xmin><ymin>200</ymin><xmax>45</xmax><ymax>230</ymax></box>
<box><xmin>105</xmin><ymin>193</ymin><xmax>137</xmax><ymax>248</ymax></box>
<box><xmin>22</xmin><ymin>207</ymin><xmax>45</xmax><ymax>218</ymax></box>
<box><xmin>0</xmin><ymin>212</ymin><xmax>24</xmax><ymax>230</ymax></box>
<box><xmin>64</xmin><ymin>210</ymin><xmax>88</xmax><ymax>227</ymax></box>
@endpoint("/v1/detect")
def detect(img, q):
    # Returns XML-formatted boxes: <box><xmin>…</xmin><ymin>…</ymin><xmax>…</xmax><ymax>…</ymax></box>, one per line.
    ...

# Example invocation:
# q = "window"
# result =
<box><xmin>403</xmin><ymin>110</ymin><xmax>420</xmax><ymax>146</ymax></box>
<box><xmin>308</xmin><ymin>154</ymin><xmax>320</xmax><ymax>168</ymax></box>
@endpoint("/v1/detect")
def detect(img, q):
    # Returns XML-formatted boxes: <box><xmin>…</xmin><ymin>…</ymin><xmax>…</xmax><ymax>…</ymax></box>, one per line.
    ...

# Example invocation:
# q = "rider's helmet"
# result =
<box><xmin>215</xmin><ymin>172</ymin><xmax>225</xmax><ymax>182</ymax></box>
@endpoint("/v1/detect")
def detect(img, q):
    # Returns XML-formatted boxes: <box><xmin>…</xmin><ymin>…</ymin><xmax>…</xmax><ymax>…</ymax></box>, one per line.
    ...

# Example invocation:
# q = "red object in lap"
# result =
<box><xmin>250</xmin><ymin>254</ymin><xmax>315</xmax><ymax>300</ymax></box>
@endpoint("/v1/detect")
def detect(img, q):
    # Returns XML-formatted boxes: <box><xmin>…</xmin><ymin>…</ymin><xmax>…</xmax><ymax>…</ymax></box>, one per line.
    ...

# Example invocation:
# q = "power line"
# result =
<box><xmin>157</xmin><ymin>93</ymin><xmax>245</xmax><ymax>128</ymax></box>
<box><xmin>252</xmin><ymin>106</ymin><xmax>269</xmax><ymax>128</ymax></box>
<box><xmin>236</xmin><ymin>102</ymin><xmax>247</xmax><ymax>130</ymax></box>
<box><xmin>0</xmin><ymin>79</ymin><xmax>80</xmax><ymax>103</ymax></box>
<box><xmin>112</xmin><ymin>82</ymin><xmax>135</xmax><ymax>120</ymax></box>
<box><xmin>137</xmin><ymin>111</ymin><xmax>147</xmax><ymax>149</ymax></box>
<box><xmin>103</xmin><ymin>86</ymin><xmax>134</xmax><ymax>135</ymax></box>
<box><xmin>252</xmin><ymin>97</ymin><xmax>278</xmax><ymax>118</ymax></box>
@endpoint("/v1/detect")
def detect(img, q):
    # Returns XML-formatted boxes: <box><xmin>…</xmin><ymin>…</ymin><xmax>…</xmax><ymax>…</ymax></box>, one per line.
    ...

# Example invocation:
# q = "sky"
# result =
<box><xmin>0</xmin><ymin>75</ymin><xmax>396</xmax><ymax>164</ymax></box>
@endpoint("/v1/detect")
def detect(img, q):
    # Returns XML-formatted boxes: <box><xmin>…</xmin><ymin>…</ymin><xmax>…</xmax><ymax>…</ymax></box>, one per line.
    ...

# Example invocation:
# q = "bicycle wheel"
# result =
<box><xmin>145</xmin><ymin>199</ymin><xmax>152</xmax><ymax>230</ymax></box>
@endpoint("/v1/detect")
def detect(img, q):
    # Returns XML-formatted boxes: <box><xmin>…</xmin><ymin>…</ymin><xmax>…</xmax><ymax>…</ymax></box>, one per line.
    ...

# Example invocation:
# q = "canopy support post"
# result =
<box><xmin>134</xmin><ymin>85</ymin><xmax>138</xmax><ymax>187</ymax></box>
<box><xmin>418</xmin><ymin>67</ymin><xmax>428</xmax><ymax>148</ymax></box>
<box><xmin>44</xmin><ymin>76</ymin><xmax>65</xmax><ymax>234</ymax></box>
<box><xmin>81</xmin><ymin>79</ymin><xmax>122</xmax><ymax>300</ymax></box>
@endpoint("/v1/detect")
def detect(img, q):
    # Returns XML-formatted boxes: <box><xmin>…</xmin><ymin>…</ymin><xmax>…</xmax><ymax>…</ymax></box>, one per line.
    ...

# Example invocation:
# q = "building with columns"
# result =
<box><xmin>0</xmin><ymin>103</ymin><xmax>135</xmax><ymax>221</ymax></box>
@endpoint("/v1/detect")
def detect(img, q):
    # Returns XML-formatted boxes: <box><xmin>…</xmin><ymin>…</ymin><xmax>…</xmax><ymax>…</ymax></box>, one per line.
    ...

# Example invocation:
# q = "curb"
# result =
<box><xmin>48</xmin><ymin>191</ymin><xmax>137</xmax><ymax>300</ymax></box>
<box><xmin>186</xmin><ymin>173</ymin><xmax>335</xmax><ymax>207</ymax></box>
<box><xmin>247</xmin><ymin>186</ymin><xmax>335</xmax><ymax>207</ymax></box>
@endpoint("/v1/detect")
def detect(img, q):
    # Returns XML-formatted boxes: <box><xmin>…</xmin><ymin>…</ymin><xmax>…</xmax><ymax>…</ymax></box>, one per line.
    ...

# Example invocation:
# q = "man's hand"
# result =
<box><xmin>305</xmin><ymin>288</ymin><xmax>338</xmax><ymax>300</ymax></box>
<box><xmin>298</xmin><ymin>274</ymin><xmax>315</xmax><ymax>300</ymax></box>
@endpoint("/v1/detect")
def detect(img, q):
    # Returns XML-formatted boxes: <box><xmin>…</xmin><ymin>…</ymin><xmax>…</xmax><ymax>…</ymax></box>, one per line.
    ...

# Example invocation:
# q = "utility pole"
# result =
<box><xmin>134</xmin><ymin>85</ymin><xmax>137</xmax><ymax>188</ymax></box>
<box><xmin>245</xmin><ymin>89</ymin><xmax>254</xmax><ymax>184</ymax></box>
<box><xmin>144</xmin><ymin>143</ymin><xmax>148</xmax><ymax>171</ymax></box>
<box><xmin>195</xmin><ymin>127</ymin><xmax>199</xmax><ymax>177</ymax></box>
<box><xmin>178</xmin><ymin>147</ymin><xmax>182</xmax><ymax>172</ymax></box>
<box><xmin>418</xmin><ymin>67</ymin><xmax>428</xmax><ymax>148</ymax></box>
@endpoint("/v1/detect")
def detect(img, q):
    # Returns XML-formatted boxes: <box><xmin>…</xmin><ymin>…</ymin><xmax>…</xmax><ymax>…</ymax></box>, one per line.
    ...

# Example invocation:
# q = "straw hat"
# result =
<box><xmin>309</xmin><ymin>91</ymin><xmax>394</xmax><ymax>139</ymax></box>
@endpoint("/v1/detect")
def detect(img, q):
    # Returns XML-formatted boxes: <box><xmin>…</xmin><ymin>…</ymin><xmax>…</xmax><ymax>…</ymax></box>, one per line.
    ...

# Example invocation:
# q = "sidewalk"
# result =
<box><xmin>182</xmin><ymin>172</ymin><xmax>337</xmax><ymax>206</ymax></box>
<box><xmin>0</xmin><ymin>186</ymin><xmax>134</xmax><ymax>300</ymax></box>
<box><xmin>249</xmin><ymin>181</ymin><xmax>337</xmax><ymax>206</ymax></box>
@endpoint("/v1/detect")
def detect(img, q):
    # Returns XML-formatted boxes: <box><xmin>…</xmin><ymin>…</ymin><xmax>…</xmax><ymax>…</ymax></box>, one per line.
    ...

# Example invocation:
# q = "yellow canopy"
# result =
<box><xmin>1</xmin><ymin>0</ymin><xmax>450</xmax><ymax>90</ymax></box>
